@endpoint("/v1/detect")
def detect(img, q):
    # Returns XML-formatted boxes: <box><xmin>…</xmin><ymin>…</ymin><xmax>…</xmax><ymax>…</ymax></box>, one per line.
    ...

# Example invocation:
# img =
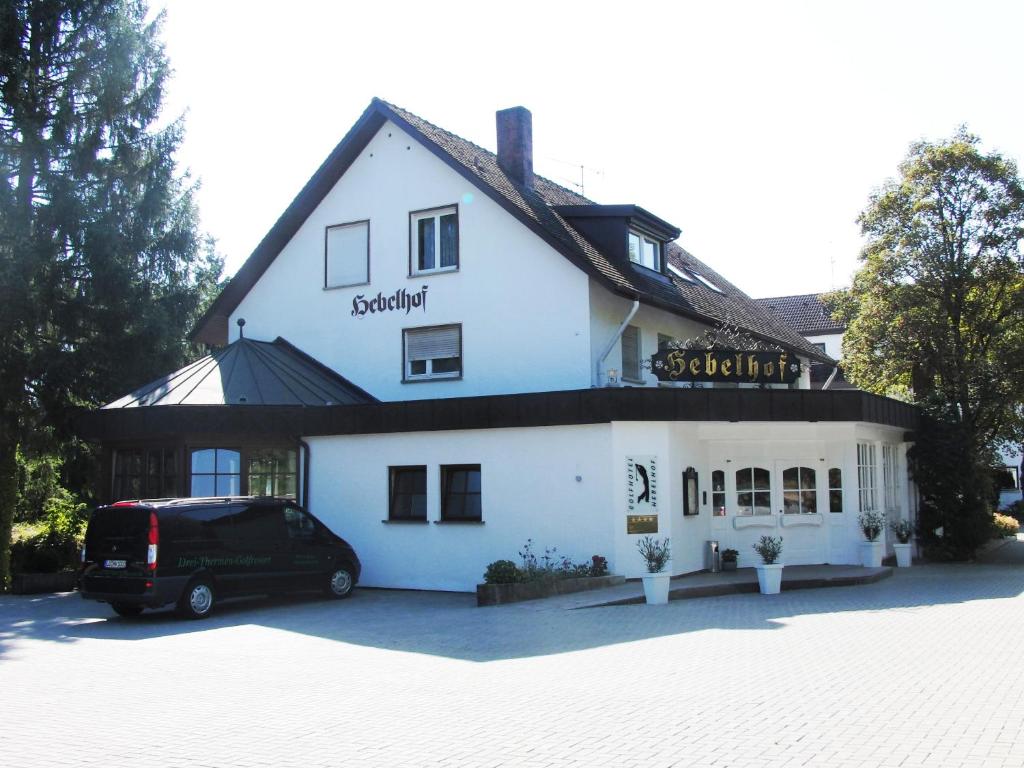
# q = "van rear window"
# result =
<box><xmin>86</xmin><ymin>506</ymin><xmax>150</xmax><ymax>546</ymax></box>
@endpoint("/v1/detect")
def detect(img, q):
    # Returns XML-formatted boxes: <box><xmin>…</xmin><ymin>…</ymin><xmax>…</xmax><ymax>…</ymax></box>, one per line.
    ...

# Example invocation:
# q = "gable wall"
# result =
<box><xmin>230</xmin><ymin>121</ymin><xmax>593</xmax><ymax>401</ymax></box>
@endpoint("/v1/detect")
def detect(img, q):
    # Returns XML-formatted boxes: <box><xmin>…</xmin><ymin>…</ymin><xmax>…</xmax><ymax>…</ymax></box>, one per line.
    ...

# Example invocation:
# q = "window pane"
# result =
<box><xmin>410</xmin><ymin>360</ymin><xmax>426</xmax><ymax>375</ymax></box>
<box><xmin>829</xmin><ymin>489</ymin><xmax>843</xmax><ymax>513</ymax></box>
<box><xmin>432</xmin><ymin>356</ymin><xmax>460</xmax><ymax>374</ymax></box>
<box><xmin>736</xmin><ymin>469</ymin><xmax>752</xmax><ymax>492</ymax></box>
<box><xmin>216</xmin><ymin>475</ymin><xmax>240</xmax><ymax>496</ymax></box>
<box><xmin>216</xmin><ymin>449</ymin><xmax>240</xmax><ymax>474</ymax></box>
<box><xmin>712</xmin><ymin>470</ymin><xmax>725</xmax><ymax>492</ymax></box>
<box><xmin>191</xmin><ymin>475</ymin><xmax>215</xmax><ymax>497</ymax></box>
<box><xmin>737</xmin><ymin>491</ymin><xmax>753</xmax><ymax>514</ymax></box>
<box><xmin>440</xmin><ymin>213</ymin><xmax>457</xmax><ymax>267</ymax></box>
<box><xmin>628</xmin><ymin>233</ymin><xmax>641</xmax><ymax>263</ymax></box>
<box><xmin>192</xmin><ymin>449</ymin><xmax>216</xmax><ymax>473</ymax></box>
<box><xmin>783</xmin><ymin>467</ymin><xmax>798</xmax><ymax>490</ymax></box>
<box><xmin>622</xmin><ymin>325</ymin><xmax>640</xmax><ymax>380</ymax></box>
<box><xmin>642</xmin><ymin>239</ymin><xmax>658</xmax><ymax>269</ymax></box>
<box><xmin>326</xmin><ymin>221</ymin><xmax>369</xmax><ymax>287</ymax></box>
<box><xmin>754</xmin><ymin>491</ymin><xmax>771</xmax><ymax>514</ymax></box>
<box><xmin>418</xmin><ymin>217</ymin><xmax>435</xmax><ymax>271</ymax></box>
<box><xmin>753</xmin><ymin>467</ymin><xmax>770</xmax><ymax>490</ymax></box>
<box><xmin>783</xmin><ymin>490</ymin><xmax>800</xmax><ymax>514</ymax></box>
<box><xmin>829</xmin><ymin>468</ymin><xmax>842</xmax><ymax>489</ymax></box>
<box><xmin>800</xmin><ymin>466</ymin><xmax>815</xmax><ymax>489</ymax></box>
<box><xmin>802</xmin><ymin>490</ymin><xmax>817</xmax><ymax>514</ymax></box>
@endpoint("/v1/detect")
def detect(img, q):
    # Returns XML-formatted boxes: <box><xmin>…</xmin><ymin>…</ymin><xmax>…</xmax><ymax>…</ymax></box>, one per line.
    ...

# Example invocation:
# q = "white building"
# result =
<box><xmin>81</xmin><ymin>100</ymin><xmax>920</xmax><ymax>591</ymax></box>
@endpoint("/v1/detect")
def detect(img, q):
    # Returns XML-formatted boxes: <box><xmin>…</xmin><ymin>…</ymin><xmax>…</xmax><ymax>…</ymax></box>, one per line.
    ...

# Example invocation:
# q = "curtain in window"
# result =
<box><xmin>440</xmin><ymin>213</ymin><xmax>457</xmax><ymax>268</ymax></box>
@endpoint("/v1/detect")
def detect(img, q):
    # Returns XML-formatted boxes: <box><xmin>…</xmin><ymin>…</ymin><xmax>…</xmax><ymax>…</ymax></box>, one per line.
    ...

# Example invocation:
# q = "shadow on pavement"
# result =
<box><xmin>2</xmin><ymin>558</ymin><xmax>1023</xmax><ymax>663</ymax></box>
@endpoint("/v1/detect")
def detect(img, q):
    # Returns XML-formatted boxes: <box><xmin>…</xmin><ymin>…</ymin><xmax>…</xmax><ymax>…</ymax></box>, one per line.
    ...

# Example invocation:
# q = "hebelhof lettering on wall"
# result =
<box><xmin>651</xmin><ymin>348</ymin><xmax>801</xmax><ymax>384</ymax></box>
<box><xmin>351</xmin><ymin>286</ymin><xmax>428</xmax><ymax>318</ymax></box>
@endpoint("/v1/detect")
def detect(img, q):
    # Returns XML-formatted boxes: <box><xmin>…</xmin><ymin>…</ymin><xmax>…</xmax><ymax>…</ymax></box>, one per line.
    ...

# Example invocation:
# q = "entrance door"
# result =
<box><xmin>774</xmin><ymin>461</ymin><xmax>826</xmax><ymax>565</ymax></box>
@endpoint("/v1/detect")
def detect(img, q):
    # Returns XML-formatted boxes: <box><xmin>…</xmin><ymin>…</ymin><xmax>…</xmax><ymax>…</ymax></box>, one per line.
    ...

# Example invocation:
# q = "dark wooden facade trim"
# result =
<box><xmin>78</xmin><ymin>388</ymin><xmax>919</xmax><ymax>443</ymax></box>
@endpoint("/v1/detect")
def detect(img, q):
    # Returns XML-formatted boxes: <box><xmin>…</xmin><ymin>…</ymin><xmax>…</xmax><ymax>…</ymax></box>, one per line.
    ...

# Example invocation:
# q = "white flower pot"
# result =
<box><xmin>755</xmin><ymin>563</ymin><xmax>783</xmax><ymax>594</ymax></box>
<box><xmin>860</xmin><ymin>540</ymin><xmax>883</xmax><ymax>568</ymax></box>
<box><xmin>642</xmin><ymin>573</ymin><xmax>671</xmax><ymax>604</ymax></box>
<box><xmin>893</xmin><ymin>543</ymin><xmax>912</xmax><ymax>568</ymax></box>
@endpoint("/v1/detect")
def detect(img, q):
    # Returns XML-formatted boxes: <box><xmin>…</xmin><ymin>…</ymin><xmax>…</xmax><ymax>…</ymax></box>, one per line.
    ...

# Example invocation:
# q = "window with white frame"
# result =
<box><xmin>628</xmin><ymin>229</ymin><xmax>661</xmax><ymax>271</ymax></box>
<box><xmin>621</xmin><ymin>325</ymin><xmax>642</xmax><ymax>382</ymax></box>
<box><xmin>828</xmin><ymin>467</ymin><xmax>843</xmax><ymax>513</ymax></box>
<box><xmin>857</xmin><ymin>443</ymin><xmax>878</xmax><ymax>512</ymax></box>
<box><xmin>325</xmin><ymin>220</ymin><xmax>369</xmax><ymax>288</ymax></box>
<box><xmin>411</xmin><ymin>206</ymin><xmax>458</xmax><ymax>274</ymax></box>
<box><xmin>882</xmin><ymin>444</ymin><xmax>900</xmax><ymax>514</ymax></box>
<box><xmin>403</xmin><ymin>324</ymin><xmax>462</xmax><ymax>381</ymax></box>
<box><xmin>735</xmin><ymin>467</ymin><xmax>772</xmax><ymax>516</ymax></box>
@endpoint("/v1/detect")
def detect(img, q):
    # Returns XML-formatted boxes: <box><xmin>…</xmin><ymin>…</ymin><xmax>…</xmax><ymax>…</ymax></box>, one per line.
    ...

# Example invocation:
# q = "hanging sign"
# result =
<box><xmin>626</xmin><ymin>455</ymin><xmax>658</xmax><ymax>533</ymax></box>
<box><xmin>650</xmin><ymin>349</ymin><xmax>801</xmax><ymax>384</ymax></box>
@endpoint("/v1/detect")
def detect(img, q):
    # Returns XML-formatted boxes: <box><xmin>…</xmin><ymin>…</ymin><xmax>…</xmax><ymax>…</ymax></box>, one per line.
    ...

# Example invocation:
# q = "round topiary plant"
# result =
<box><xmin>483</xmin><ymin>559</ymin><xmax>522</xmax><ymax>584</ymax></box>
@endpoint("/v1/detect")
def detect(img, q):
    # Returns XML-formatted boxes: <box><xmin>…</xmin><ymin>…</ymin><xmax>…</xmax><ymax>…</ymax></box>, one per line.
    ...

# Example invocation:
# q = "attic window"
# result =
<box><xmin>667</xmin><ymin>262</ymin><xmax>694</xmax><ymax>282</ymax></box>
<box><xmin>628</xmin><ymin>230</ymin><xmax>661</xmax><ymax>272</ymax></box>
<box><xmin>690</xmin><ymin>271</ymin><xmax>723</xmax><ymax>293</ymax></box>
<box><xmin>325</xmin><ymin>220</ymin><xmax>370</xmax><ymax>288</ymax></box>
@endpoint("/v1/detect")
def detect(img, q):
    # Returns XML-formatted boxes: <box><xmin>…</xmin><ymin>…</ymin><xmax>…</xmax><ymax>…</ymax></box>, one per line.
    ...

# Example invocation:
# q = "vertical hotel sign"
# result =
<box><xmin>626</xmin><ymin>455</ymin><xmax>658</xmax><ymax>534</ymax></box>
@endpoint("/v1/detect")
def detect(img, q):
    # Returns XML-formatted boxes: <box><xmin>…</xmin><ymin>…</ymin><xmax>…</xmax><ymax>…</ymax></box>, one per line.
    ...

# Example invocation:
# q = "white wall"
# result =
<box><xmin>806</xmin><ymin>331</ymin><xmax>843</xmax><ymax>361</ymax></box>
<box><xmin>307</xmin><ymin>424</ymin><xmax>614</xmax><ymax>592</ymax></box>
<box><xmin>231</xmin><ymin>120</ymin><xmax>594</xmax><ymax>401</ymax></box>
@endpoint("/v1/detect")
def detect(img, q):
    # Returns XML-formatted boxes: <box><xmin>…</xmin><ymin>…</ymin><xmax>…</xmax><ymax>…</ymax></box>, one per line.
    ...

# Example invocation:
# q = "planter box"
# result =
<box><xmin>12</xmin><ymin>571</ymin><xmax>78</xmax><ymax>595</ymax></box>
<box><xmin>860</xmin><ymin>541</ymin><xmax>884</xmax><ymax>568</ymax></box>
<box><xmin>893</xmin><ymin>543</ymin><xmax>912</xmax><ymax>567</ymax></box>
<box><xmin>721</xmin><ymin>560</ymin><xmax>737</xmax><ymax>572</ymax></box>
<box><xmin>476</xmin><ymin>574</ymin><xmax>624</xmax><ymax>607</ymax></box>
<box><xmin>642</xmin><ymin>573</ymin><xmax>671</xmax><ymax>604</ymax></box>
<box><xmin>755</xmin><ymin>563</ymin><xmax>784</xmax><ymax>594</ymax></box>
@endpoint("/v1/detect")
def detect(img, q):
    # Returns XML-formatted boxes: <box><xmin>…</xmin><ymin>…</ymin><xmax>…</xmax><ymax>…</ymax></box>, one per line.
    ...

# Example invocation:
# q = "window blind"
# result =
<box><xmin>406</xmin><ymin>326</ymin><xmax>460</xmax><ymax>361</ymax></box>
<box><xmin>326</xmin><ymin>221</ymin><xmax>368</xmax><ymax>287</ymax></box>
<box><xmin>622</xmin><ymin>325</ymin><xmax>641</xmax><ymax>379</ymax></box>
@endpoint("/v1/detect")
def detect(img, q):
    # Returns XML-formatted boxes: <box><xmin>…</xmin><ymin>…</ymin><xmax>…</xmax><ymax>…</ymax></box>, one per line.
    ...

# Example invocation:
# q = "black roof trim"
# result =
<box><xmin>78</xmin><ymin>387</ymin><xmax>918</xmax><ymax>442</ymax></box>
<box><xmin>553</xmin><ymin>205</ymin><xmax>682</xmax><ymax>241</ymax></box>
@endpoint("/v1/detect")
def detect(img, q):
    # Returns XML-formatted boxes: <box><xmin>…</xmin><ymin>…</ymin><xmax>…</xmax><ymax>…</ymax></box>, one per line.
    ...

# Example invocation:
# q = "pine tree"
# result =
<box><xmin>0</xmin><ymin>0</ymin><xmax>221</xmax><ymax>587</ymax></box>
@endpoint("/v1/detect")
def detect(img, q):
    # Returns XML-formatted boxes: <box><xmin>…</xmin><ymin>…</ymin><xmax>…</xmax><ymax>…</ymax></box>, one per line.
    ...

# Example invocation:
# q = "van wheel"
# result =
<box><xmin>177</xmin><ymin>577</ymin><xmax>216</xmax><ymax>619</ymax></box>
<box><xmin>111</xmin><ymin>603</ymin><xmax>144</xmax><ymax>618</ymax></box>
<box><xmin>326</xmin><ymin>567</ymin><xmax>354</xmax><ymax>599</ymax></box>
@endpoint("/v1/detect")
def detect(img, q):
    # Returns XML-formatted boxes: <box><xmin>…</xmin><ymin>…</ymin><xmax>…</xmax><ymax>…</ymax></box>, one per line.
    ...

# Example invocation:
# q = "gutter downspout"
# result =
<box><xmin>299</xmin><ymin>438</ymin><xmax>311</xmax><ymax>510</ymax></box>
<box><xmin>822</xmin><ymin>365</ymin><xmax>839</xmax><ymax>390</ymax></box>
<box><xmin>594</xmin><ymin>299</ymin><xmax>640</xmax><ymax>387</ymax></box>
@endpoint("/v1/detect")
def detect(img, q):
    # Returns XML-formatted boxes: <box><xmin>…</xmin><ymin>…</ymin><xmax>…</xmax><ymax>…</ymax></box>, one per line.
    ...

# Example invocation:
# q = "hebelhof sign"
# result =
<box><xmin>651</xmin><ymin>348</ymin><xmax>802</xmax><ymax>385</ymax></box>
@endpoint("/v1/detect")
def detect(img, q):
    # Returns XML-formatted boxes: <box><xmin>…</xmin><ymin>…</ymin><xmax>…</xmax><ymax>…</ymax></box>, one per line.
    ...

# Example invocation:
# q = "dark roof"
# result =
<box><xmin>103</xmin><ymin>337</ymin><xmax>376</xmax><ymax>408</ymax></box>
<box><xmin>754</xmin><ymin>293</ymin><xmax>845</xmax><ymax>335</ymax></box>
<box><xmin>192</xmin><ymin>99</ymin><xmax>833</xmax><ymax>364</ymax></box>
<box><xmin>79</xmin><ymin>387</ymin><xmax>919</xmax><ymax>442</ymax></box>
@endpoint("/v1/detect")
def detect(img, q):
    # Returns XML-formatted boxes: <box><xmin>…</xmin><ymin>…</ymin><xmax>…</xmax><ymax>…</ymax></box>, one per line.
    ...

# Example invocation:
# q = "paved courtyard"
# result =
<box><xmin>2</xmin><ymin>548</ymin><xmax>1024</xmax><ymax>768</ymax></box>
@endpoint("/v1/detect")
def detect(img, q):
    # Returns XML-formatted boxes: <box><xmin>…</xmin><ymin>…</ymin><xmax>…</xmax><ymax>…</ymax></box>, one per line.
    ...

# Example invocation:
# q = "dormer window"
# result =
<box><xmin>628</xmin><ymin>229</ymin><xmax>661</xmax><ymax>272</ymax></box>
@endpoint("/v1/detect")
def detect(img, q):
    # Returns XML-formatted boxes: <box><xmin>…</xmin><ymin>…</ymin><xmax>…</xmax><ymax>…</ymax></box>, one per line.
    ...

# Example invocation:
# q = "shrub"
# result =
<box><xmin>483</xmin><ymin>559</ymin><xmax>522</xmax><ymax>584</ymax></box>
<box><xmin>752</xmin><ymin>535</ymin><xmax>783</xmax><ymax>565</ymax></box>
<box><xmin>1005</xmin><ymin>499</ymin><xmax>1024</xmax><ymax>521</ymax></box>
<box><xmin>10</xmin><ymin>488</ymin><xmax>88</xmax><ymax>575</ymax></box>
<box><xmin>589</xmin><ymin>555</ymin><xmax>608</xmax><ymax>577</ymax></box>
<box><xmin>636</xmin><ymin>536</ymin><xmax>671</xmax><ymax>573</ymax></box>
<box><xmin>992</xmin><ymin>513</ymin><xmax>1020</xmax><ymax>538</ymax></box>
<box><xmin>721</xmin><ymin>548</ymin><xmax>739</xmax><ymax>563</ymax></box>
<box><xmin>858</xmin><ymin>511</ymin><xmax>886</xmax><ymax>542</ymax></box>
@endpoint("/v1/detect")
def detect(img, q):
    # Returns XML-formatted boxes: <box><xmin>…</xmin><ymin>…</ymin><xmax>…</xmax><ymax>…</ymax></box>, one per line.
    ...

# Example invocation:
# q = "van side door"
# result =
<box><xmin>173</xmin><ymin>505</ymin><xmax>239</xmax><ymax>593</ymax></box>
<box><xmin>227</xmin><ymin>502</ymin><xmax>290</xmax><ymax>595</ymax></box>
<box><xmin>283</xmin><ymin>504</ymin><xmax>330</xmax><ymax>590</ymax></box>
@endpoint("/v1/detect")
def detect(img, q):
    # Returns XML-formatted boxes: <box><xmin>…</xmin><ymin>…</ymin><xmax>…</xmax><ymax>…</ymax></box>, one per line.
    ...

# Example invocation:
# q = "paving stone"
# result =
<box><xmin>1</xmin><ymin>554</ymin><xmax>1023</xmax><ymax>768</ymax></box>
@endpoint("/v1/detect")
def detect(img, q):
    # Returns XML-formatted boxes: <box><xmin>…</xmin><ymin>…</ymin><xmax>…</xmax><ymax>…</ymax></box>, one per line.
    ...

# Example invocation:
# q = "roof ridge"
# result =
<box><xmin>375</xmin><ymin>97</ymin><xmax>595</xmax><ymax>204</ymax></box>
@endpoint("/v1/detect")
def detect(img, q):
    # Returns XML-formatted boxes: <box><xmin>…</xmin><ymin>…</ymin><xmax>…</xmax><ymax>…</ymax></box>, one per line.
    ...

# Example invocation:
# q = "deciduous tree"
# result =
<box><xmin>828</xmin><ymin>128</ymin><xmax>1024</xmax><ymax>558</ymax></box>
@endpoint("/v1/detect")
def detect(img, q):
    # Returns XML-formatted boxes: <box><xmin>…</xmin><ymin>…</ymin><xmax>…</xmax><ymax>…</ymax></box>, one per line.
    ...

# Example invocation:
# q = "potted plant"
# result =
<box><xmin>721</xmin><ymin>548</ymin><xmax>739</xmax><ymax>572</ymax></box>
<box><xmin>858</xmin><ymin>511</ymin><xmax>886</xmax><ymax>567</ymax></box>
<box><xmin>752</xmin><ymin>535</ymin><xmax>784</xmax><ymax>594</ymax></box>
<box><xmin>890</xmin><ymin>519</ymin><xmax>913</xmax><ymax>567</ymax></box>
<box><xmin>637</xmin><ymin>536</ymin><xmax>671</xmax><ymax>604</ymax></box>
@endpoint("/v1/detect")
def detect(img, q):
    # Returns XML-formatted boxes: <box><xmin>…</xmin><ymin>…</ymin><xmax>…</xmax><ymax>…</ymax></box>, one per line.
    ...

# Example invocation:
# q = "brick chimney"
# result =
<box><xmin>496</xmin><ymin>106</ymin><xmax>534</xmax><ymax>188</ymax></box>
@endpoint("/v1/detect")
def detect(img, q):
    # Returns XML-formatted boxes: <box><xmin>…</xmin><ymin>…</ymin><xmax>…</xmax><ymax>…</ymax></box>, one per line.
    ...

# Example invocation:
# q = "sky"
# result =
<box><xmin>158</xmin><ymin>0</ymin><xmax>1024</xmax><ymax>299</ymax></box>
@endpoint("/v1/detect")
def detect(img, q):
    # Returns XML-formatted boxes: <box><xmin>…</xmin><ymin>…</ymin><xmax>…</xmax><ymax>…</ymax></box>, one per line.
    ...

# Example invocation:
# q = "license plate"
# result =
<box><xmin>104</xmin><ymin>559</ymin><xmax>127</xmax><ymax>569</ymax></box>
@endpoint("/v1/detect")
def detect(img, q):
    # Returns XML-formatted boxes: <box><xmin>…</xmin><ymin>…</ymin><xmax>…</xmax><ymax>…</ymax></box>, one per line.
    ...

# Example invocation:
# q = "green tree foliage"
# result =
<box><xmin>0</xmin><ymin>0</ymin><xmax>222</xmax><ymax>588</ymax></box>
<box><xmin>828</xmin><ymin>129</ymin><xmax>1024</xmax><ymax>558</ymax></box>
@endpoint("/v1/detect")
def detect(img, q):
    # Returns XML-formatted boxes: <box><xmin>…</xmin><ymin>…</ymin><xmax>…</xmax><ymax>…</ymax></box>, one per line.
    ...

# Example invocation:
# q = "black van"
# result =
<box><xmin>79</xmin><ymin>497</ymin><xmax>360</xmax><ymax>619</ymax></box>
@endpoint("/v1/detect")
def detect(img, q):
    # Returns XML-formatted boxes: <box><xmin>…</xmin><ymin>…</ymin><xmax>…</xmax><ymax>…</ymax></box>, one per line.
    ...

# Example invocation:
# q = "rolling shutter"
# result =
<box><xmin>406</xmin><ymin>326</ymin><xmax>460</xmax><ymax>362</ymax></box>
